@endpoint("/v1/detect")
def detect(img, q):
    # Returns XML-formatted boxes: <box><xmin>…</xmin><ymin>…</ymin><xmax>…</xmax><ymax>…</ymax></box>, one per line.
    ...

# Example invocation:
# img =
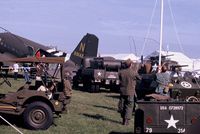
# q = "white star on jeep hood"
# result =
<box><xmin>164</xmin><ymin>115</ymin><xmax>179</xmax><ymax>129</ymax></box>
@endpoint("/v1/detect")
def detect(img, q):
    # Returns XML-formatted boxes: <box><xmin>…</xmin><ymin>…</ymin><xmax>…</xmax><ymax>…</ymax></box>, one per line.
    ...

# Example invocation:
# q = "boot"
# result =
<box><xmin>122</xmin><ymin>118</ymin><xmax>125</xmax><ymax>125</ymax></box>
<box><xmin>124</xmin><ymin>119</ymin><xmax>129</xmax><ymax>125</ymax></box>
<box><xmin>122</xmin><ymin>118</ymin><xmax>129</xmax><ymax>125</ymax></box>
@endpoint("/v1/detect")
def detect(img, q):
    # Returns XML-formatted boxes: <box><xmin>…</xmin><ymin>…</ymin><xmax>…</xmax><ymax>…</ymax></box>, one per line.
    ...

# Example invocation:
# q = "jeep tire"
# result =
<box><xmin>23</xmin><ymin>101</ymin><xmax>53</xmax><ymax>130</ymax></box>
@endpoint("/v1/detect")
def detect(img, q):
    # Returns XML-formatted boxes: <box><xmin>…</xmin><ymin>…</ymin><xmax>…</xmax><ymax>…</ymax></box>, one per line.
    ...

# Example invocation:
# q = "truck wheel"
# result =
<box><xmin>95</xmin><ymin>85</ymin><xmax>100</xmax><ymax>92</ymax></box>
<box><xmin>90</xmin><ymin>84</ymin><xmax>95</xmax><ymax>93</ymax></box>
<box><xmin>83</xmin><ymin>80</ymin><xmax>92</xmax><ymax>92</ymax></box>
<box><xmin>72</xmin><ymin>76</ymin><xmax>79</xmax><ymax>88</ymax></box>
<box><xmin>23</xmin><ymin>101</ymin><xmax>53</xmax><ymax>130</ymax></box>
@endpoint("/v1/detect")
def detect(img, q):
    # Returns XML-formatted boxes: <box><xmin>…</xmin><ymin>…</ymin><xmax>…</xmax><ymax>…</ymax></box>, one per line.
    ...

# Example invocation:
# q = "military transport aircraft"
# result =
<box><xmin>0</xmin><ymin>31</ymin><xmax>98</xmax><ymax>60</ymax></box>
<box><xmin>0</xmin><ymin>31</ymin><xmax>99</xmax><ymax>78</ymax></box>
<box><xmin>35</xmin><ymin>33</ymin><xmax>99</xmax><ymax>77</ymax></box>
<box><xmin>0</xmin><ymin>32</ymin><xmax>50</xmax><ymax>59</ymax></box>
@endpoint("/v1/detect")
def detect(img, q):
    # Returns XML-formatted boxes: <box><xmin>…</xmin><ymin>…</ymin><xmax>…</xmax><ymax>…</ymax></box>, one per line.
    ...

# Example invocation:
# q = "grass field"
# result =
<box><xmin>0</xmin><ymin>78</ymin><xmax>134</xmax><ymax>134</ymax></box>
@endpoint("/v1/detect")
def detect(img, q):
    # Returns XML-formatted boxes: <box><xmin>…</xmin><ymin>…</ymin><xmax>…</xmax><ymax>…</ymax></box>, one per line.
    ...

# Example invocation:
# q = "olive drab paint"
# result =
<box><xmin>72</xmin><ymin>43</ymin><xmax>85</xmax><ymax>59</ymax></box>
<box><xmin>0</xmin><ymin>32</ymin><xmax>49</xmax><ymax>58</ymax></box>
<box><xmin>70</xmin><ymin>33</ymin><xmax>99</xmax><ymax>66</ymax></box>
<box><xmin>79</xmin><ymin>43</ymin><xmax>86</xmax><ymax>53</ymax></box>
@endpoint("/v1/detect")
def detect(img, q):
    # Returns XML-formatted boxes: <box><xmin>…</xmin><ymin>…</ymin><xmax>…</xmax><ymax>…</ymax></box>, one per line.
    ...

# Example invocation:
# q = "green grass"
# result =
<box><xmin>0</xmin><ymin>78</ymin><xmax>134</xmax><ymax>134</ymax></box>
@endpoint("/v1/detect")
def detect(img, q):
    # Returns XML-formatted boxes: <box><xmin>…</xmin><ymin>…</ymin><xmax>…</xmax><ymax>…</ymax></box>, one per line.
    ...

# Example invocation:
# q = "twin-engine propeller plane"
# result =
<box><xmin>0</xmin><ymin>31</ymin><xmax>99</xmax><ymax>78</ymax></box>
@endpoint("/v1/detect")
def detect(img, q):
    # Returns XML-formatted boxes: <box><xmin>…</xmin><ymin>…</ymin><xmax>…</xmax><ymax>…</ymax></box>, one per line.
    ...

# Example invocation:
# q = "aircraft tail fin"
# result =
<box><xmin>70</xmin><ymin>33</ymin><xmax>98</xmax><ymax>66</ymax></box>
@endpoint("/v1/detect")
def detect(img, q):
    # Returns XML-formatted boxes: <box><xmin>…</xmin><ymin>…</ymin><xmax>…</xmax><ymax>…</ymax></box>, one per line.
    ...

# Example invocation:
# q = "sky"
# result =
<box><xmin>0</xmin><ymin>0</ymin><xmax>200</xmax><ymax>58</ymax></box>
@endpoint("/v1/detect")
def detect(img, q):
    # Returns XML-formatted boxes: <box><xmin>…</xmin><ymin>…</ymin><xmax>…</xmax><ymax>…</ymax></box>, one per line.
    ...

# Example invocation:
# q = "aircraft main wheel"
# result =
<box><xmin>23</xmin><ymin>101</ymin><xmax>53</xmax><ymax>130</ymax></box>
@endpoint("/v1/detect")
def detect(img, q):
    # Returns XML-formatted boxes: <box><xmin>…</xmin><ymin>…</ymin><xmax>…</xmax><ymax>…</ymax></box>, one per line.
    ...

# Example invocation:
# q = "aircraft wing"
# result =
<box><xmin>0</xmin><ymin>32</ymin><xmax>50</xmax><ymax>58</ymax></box>
<box><xmin>1</xmin><ymin>57</ymin><xmax>65</xmax><ymax>64</ymax></box>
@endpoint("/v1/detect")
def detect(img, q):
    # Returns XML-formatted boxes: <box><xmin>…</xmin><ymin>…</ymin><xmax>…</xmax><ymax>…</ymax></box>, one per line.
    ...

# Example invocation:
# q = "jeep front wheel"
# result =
<box><xmin>23</xmin><ymin>101</ymin><xmax>53</xmax><ymax>130</ymax></box>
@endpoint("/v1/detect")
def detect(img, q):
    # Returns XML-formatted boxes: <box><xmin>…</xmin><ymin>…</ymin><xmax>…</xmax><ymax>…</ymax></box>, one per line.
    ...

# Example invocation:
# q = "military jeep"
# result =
<box><xmin>0</xmin><ymin>57</ymin><xmax>69</xmax><ymax>130</ymax></box>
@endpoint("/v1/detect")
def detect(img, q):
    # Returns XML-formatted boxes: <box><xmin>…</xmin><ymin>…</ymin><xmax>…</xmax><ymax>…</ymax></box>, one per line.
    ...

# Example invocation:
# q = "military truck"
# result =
<box><xmin>134</xmin><ymin>56</ymin><xmax>200</xmax><ymax>133</ymax></box>
<box><xmin>135</xmin><ymin>71</ymin><xmax>200</xmax><ymax>134</ymax></box>
<box><xmin>0</xmin><ymin>57</ymin><xmax>69</xmax><ymax>130</ymax></box>
<box><xmin>135</xmin><ymin>100</ymin><xmax>200</xmax><ymax>134</ymax></box>
<box><xmin>73</xmin><ymin>57</ymin><xmax>122</xmax><ymax>92</ymax></box>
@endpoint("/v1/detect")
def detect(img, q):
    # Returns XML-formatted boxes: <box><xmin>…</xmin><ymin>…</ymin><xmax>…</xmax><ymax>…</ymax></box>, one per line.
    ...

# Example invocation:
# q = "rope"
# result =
<box><xmin>167</xmin><ymin>0</ymin><xmax>185</xmax><ymax>53</ymax></box>
<box><xmin>0</xmin><ymin>115</ymin><xmax>23</xmax><ymax>134</ymax></box>
<box><xmin>140</xmin><ymin>0</ymin><xmax>158</xmax><ymax>56</ymax></box>
<box><xmin>129</xmin><ymin>36</ymin><xmax>137</xmax><ymax>56</ymax></box>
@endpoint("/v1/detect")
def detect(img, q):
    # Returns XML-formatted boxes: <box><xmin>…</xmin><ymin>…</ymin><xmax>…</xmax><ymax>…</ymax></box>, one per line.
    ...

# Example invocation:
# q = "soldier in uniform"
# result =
<box><xmin>155</xmin><ymin>65</ymin><xmax>171</xmax><ymax>96</ymax></box>
<box><xmin>118</xmin><ymin>59</ymin><xmax>140</xmax><ymax>125</ymax></box>
<box><xmin>62</xmin><ymin>69</ymin><xmax>73</xmax><ymax>112</ymax></box>
<box><xmin>146</xmin><ymin>65</ymin><xmax>172</xmax><ymax>100</ymax></box>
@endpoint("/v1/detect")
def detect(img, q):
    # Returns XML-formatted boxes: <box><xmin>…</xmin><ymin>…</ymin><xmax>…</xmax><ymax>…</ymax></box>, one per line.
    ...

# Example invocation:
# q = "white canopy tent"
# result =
<box><xmin>101</xmin><ymin>53</ymin><xmax>139</xmax><ymax>61</ymax></box>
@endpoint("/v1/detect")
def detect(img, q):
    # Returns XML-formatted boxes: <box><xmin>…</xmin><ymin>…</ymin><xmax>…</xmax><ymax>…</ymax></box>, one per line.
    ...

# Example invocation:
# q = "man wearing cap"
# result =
<box><xmin>118</xmin><ymin>59</ymin><xmax>139</xmax><ymax>125</ymax></box>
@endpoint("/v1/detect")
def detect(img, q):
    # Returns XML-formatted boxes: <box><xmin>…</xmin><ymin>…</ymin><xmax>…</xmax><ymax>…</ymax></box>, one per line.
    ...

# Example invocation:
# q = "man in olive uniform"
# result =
<box><xmin>63</xmin><ymin>71</ymin><xmax>72</xmax><ymax>98</ymax></box>
<box><xmin>118</xmin><ymin>59</ymin><xmax>139</xmax><ymax>125</ymax></box>
<box><xmin>62</xmin><ymin>69</ymin><xmax>73</xmax><ymax>112</ymax></box>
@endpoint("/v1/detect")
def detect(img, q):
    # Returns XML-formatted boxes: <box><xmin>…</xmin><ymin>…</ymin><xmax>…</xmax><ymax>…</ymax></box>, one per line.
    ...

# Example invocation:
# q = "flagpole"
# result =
<box><xmin>158</xmin><ymin>0</ymin><xmax>164</xmax><ymax>72</ymax></box>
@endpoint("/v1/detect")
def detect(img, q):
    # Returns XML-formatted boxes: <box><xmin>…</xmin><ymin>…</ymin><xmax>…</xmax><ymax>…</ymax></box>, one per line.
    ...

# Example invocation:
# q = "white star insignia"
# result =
<box><xmin>165</xmin><ymin>115</ymin><xmax>179</xmax><ymax>129</ymax></box>
<box><xmin>97</xmin><ymin>72</ymin><xmax>101</xmax><ymax>76</ymax></box>
<box><xmin>152</xmin><ymin>63</ymin><xmax>158</xmax><ymax>71</ymax></box>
